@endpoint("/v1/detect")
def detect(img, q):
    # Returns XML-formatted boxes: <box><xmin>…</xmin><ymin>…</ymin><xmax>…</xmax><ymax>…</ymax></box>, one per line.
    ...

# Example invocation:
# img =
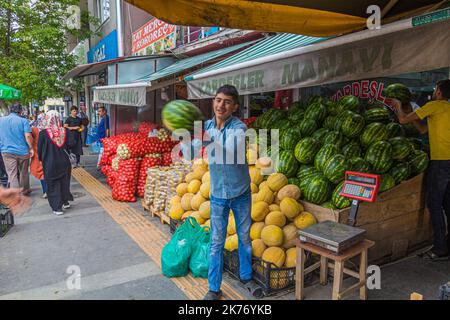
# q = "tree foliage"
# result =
<box><xmin>0</xmin><ymin>0</ymin><xmax>99</xmax><ymax>104</ymax></box>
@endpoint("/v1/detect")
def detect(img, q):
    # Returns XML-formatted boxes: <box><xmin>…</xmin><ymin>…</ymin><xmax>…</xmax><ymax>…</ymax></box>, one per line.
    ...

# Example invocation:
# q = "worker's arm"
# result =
<box><xmin>24</xmin><ymin>132</ymin><xmax>34</xmax><ymax>158</ymax></box>
<box><xmin>390</xmin><ymin>99</ymin><xmax>421</xmax><ymax>124</ymax></box>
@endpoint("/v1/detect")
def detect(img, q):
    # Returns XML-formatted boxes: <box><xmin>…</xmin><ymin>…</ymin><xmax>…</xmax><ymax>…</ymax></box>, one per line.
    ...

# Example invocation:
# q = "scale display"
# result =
<box><xmin>340</xmin><ymin>171</ymin><xmax>380</xmax><ymax>203</ymax></box>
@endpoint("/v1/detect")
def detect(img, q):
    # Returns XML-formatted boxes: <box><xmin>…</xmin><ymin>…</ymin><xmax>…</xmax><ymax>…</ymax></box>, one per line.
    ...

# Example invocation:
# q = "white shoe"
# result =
<box><xmin>53</xmin><ymin>211</ymin><xmax>64</xmax><ymax>216</ymax></box>
<box><xmin>62</xmin><ymin>203</ymin><xmax>71</xmax><ymax>210</ymax></box>
<box><xmin>43</xmin><ymin>193</ymin><xmax>47</xmax><ymax>199</ymax></box>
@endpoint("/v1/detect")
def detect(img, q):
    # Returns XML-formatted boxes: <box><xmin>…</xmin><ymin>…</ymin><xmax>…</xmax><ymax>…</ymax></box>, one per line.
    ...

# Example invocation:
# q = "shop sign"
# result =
<box><xmin>132</xmin><ymin>18</ymin><xmax>177</xmax><ymax>55</ymax></box>
<box><xmin>93</xmin><ymin>86</ymin><xmax>147</xmax><ymax>107</ymax></box>
<box><xmin>331</xmin><ymin>80</ymin><xmax>387</xmax><ymax>104</ymax></box>
<box><xmin>412</xmin><ymin>8</ymin><xmax>450</xmax><ymax>27</ymax></box>
<box><xmin>187</xmin><ymin>20</ymin><xmax>450</xmax><ymax>99</ymax></box>
<box><xmin>87</xmin><ymin>30</ymin><xmax>118</xmax><ymax>63</ymax></box>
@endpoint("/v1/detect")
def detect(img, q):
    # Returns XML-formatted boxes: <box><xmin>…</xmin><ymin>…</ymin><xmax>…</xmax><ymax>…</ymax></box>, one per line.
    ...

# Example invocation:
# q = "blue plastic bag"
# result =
<box><xmin>189</xmin><ymin>226</ymin><xmax>211</xmax><ymax>278</ymax></box>
<box><xmin>161</xmin><ymin>217</ymin><xmax>202</xmax><ymax>278</ymax></box>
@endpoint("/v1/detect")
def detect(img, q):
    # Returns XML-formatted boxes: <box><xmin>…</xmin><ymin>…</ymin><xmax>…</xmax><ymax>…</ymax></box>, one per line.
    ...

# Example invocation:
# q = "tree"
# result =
<box><xmin>0</xmin><ymin>0</ymin><xmax>99</xmax><ymax>104</ymax></box>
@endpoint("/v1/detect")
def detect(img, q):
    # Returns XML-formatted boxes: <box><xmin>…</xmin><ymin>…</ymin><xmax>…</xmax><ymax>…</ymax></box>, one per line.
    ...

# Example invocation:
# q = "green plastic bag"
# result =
<box><xmin>189</xmin><ymin>226</ymin><xmax>211</xmax><ymax>278</ymax></box>
<box><xmin>161</xmin><ymin>217</ymin><xmax>202</xmax><ymax>277</ymax></box>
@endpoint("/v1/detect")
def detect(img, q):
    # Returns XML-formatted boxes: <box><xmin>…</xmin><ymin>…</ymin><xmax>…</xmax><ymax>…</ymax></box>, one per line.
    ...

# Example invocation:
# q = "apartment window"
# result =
<box><xmin>96</xmin><ymin>0</ymin><xmax>110</xmax><ymax>23</ymax></box>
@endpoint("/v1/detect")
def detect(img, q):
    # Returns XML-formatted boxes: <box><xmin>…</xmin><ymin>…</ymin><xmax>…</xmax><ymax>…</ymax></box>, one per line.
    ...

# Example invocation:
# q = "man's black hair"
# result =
<box><xmin>9</xmin><ymin>102</ymin><xmax>22</xmax><ymax>114</ymax></box>
<box><xmin>70</xmin><ymin>106</ymin><xmax>78</xmax><ymax>111</ymax></box>
<box><xmin>436</xmin><ymin>79</ymin><xmax>450</xmax><ymax>99</ymax></box>
<box><xmin>215</xmin><ymin>85</ymin><xmax>239</xmax><ymax>104</ymax></box>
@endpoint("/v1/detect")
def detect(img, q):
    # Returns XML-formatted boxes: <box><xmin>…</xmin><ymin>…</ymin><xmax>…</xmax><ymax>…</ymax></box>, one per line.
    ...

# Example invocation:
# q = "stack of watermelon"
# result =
<box><xmin>253</xmin><ymin>84</ymin><xmax>429</xmax><ymax>210</ymax></box>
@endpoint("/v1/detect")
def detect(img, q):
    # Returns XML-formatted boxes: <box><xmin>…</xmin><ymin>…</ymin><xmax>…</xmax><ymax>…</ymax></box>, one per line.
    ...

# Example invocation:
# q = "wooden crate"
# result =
<box><xmin>149</xmin><ymin>205</ymin><xmax>170</xmax><ymax>225</ymax></box>
<box><xmin>300</xmin><ymin>173</ymin><xmax>432</xmax><ymax>264</ymax></box>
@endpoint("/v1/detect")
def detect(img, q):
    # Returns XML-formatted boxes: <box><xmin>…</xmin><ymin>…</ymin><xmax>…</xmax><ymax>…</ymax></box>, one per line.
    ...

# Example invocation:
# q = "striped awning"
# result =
<box><xmin>134</xmin><ymin>40</ymin><xmax>260</xmax><ymax>83</ymax></box>
<box><xmin>184</xmin><ymin>34</ymin><xmax>327</xmax><ymax>81</ymax></box>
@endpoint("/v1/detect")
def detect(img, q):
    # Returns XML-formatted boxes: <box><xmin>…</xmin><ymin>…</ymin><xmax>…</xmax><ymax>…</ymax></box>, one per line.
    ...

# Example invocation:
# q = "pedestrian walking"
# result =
<box><xmin>0</xmin><ymin>103</ymin><xmax>33</xmax><ymax>194</ymax></box>
<box><xmin>78</xmin><ymin>105</ymin><xmax>90</xmax><ymax>147</ymax></box>
<box><xmin>96</xmin><ymin>106</ymin><xmax>110</xmax><ymax>169</ymax></box>
<box><xmin>38</xmin><ymin>110</ymin><xmax>73</xmax><ymax>216</ymax></box>
<box><xmin>64</xmin><ymin>106</ymin><xmax>84</xmax><ymax>168</ymax></box>
<box><xmin>30</xmin><ymin>113</ymin><xmax>47</xmax><ymax>198</ymax></box>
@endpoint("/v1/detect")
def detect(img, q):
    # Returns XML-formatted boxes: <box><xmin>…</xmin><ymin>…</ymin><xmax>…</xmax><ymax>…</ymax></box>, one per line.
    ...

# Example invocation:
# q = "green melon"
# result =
<box><xmin>162</xmin><ymin>100</ymin><xmax>203</xmax><ymax>132</ymax></box>
<box><xmin>294</xmin><ymin>137</ymin><xmax>321</xmax><ymax>164</ymax></box>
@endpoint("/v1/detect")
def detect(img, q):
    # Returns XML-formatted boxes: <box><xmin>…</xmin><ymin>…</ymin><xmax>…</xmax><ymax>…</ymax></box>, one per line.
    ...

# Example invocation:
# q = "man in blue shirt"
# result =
<box><xmin>185</xmin><ymin>85</ymin><xmax>254</xmax><ymax>300</ymax></box>
<box><xmin>96</xmin><ymin>106</ymin><xmax>110</xmax><ymax>169</ymax></box>
<box><xmin>0</xmin><ymin>103</ymin><xmax>33</xmax><ymax>193</ymax></box>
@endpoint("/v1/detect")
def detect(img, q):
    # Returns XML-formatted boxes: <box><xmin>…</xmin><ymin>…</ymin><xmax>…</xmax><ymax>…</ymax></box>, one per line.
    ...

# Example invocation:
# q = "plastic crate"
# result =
<box><xmin>169</xmin><ymin>218</ymin><xmax>183</xmax><ymax>234</ymax></box>
<box><xmin>439</xmin><ymin>282</ymin><xmax>450</xmax><ymax>300</ymax></box>
<box><xmin>223</xmin><ymin>249</ymin><xmax>315</xmax><ymax>296</ymax></box>
<box><xmin>0</xmin><ymin>205</ymin><xmax>14</xmax><ymax>237</ymax></box>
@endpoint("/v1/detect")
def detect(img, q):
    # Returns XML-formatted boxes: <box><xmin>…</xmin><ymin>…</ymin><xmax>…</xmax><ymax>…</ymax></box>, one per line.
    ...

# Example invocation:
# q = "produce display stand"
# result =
<box><xmin>301</xmin><ymin>173</ymin><xmax>431</xmax><ymax>264</ymax></box>
<box><xmin>0</xmin><ymin>204</ymin><xmax>14</xmax><ymax>237</ymax></box>
<box><xmin>149</xmin><ymin>205</ymin><xmax>171</xmax><ymax>225</ymax></box>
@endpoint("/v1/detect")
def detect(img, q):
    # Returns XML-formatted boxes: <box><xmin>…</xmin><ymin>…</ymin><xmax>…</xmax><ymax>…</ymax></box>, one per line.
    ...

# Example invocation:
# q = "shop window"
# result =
<box><xmin>248</xmin><ymin>92</ymin><xmax>275</xmax><ymax>117</ymax></box>
<box><xmin>96</xmin><ymin>0</ymin><xmax>110</xmax><ymax>24</ymax></box>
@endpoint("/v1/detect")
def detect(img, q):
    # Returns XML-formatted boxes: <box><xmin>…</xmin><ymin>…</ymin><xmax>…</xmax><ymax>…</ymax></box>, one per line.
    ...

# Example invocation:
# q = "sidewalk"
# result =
<box><xmin>0</xmin><ymin>152</ymin><xmax>448</xmax><ymax>300</ymax></box>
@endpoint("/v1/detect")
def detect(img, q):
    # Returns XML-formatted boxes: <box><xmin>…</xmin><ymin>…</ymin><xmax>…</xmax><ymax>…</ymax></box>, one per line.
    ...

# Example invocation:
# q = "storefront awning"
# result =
<box><xmin>124</xmin><ymin>0</ymin><xmax>444</xmax><ymax>37</ymax></box>
<box><xmin>62</xmin><ymin>57</ymin><xmax>125</xmax><ymax>81</ymax></box>
<box><xmin>134</xmin><ymin>40</ymin><xmax>261</xmax><ymax>84</ymax></box>
<box><xmin>186</xmin><ymin>17</ymin><xmax>450</xmax><ymax>99</ymax></box>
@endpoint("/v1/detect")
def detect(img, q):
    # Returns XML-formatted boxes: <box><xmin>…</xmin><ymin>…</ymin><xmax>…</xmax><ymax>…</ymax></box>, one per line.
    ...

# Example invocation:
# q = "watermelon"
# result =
<box><xmin>298</xmin><ymin>118</ymin><xmax>318</xmax><ymax>137</ymax></box>
<box><xmin>297</xmin><ymin>164</ymin><xmax>320</xmax><ymax>181</ymax></box>
<box><xmin>389</xmin><ymin>137</ymin><xmax>413</xmax><ymax>160</ymax></box>
<box><xmin>311</xmin><ymin>128</ymin><xmax>330</xmax><ymax>144</ymax></box>
<box><xmin>332</xmin><ymin>181</ymin><xmax>352</xmax><ymax>209</ymax></box>
<box><xmin>321</xmin><ymin>201</ymin><xmax>337</xmax><ymax>209</ymax></box>
<box><xmin>386</xmin><ymin>123</ymin><xmax>405</xmax><ymax>138</ymax></box>
<box><xmin>337</xmin><ymin>95</ymin><xmax>360</xmax><ymax>113</ymax></box>
<box><xmin>324</xmin><ymin>154</ymin><xmax>348</xmax><ymax>184</ymax></box>
<box><xmin>323</xmin><ymin>131</ymin><xmax>346</xmax><ymax>148</ymax></box>
<box><xmin>303</xmin><ymin>174</ymin><xmax>332</xmax><ymax>205</ymax></box>
<box><xmin>323</xmin><ymin>99</ymin><xmax>339</xmax><ymax>116</ymax></box>
<box><xmin>288</xmin><ymin>177</ymin><xmax>302</xmax><ymax>188</ymax></box>
<box><xmin>264</xmin><ymin>109</ymin><xmax>287</xmax><ymax>128</ymax></box>
<box><xmin>162</xmin><ymin>100</ymin><xmax>203</xmax><ymax>132</ymax></box>
<box><xmin>280</xmin><ymin>128</ymin><xmax>302</xmax><ymax>151</ymax></box>
<box><xmin>314</xmin><ymin>144</ymin><xmax>340</xmax><ymax>173</ymax></box>
<box><xmin>384</xmin><ymin>83</ymin><xmax>412</xmax><ymax>104</ymax></box>
<box><xmin>365</xmin><ymin>141</ymin><xmax>393</xmax><ymax>174</ymax></box>
<box><xmin>288</xmin><ymin>101</ymin><xmax>303</xmax><ymax>114</ymax></box>
<box><xmin>294</xmin><ymin>137</ymin><xmax>321</xmax><ymax>164</ymax></box>
<box><xmin>341</xmin><ymin>112</ymin><xmax>365</xmax><ymax>138</ymax></box>
<box><xmin>342</xmin><ymin>142</ymin><xmax>362</xmax><ymax>159</ymax></box>
<box><xmin>363</xmin><ymin>107</ymin><xmax>391</xmax><ymax>124</ymax></box>
<box><xmin>323</xmin><ymin>116</ymin><xmax>337</xmax><ymax>130</ymax></box>
<box><xmin>272</xmin><ymin>119</ymin><xmax>292</xmax><ymax>130</ymax></box>
<box><xmin>360</xmin><ymin>122</ymin><xmax>389</xmax><ymax>147</ymax></box>
<box><xmin>288</xmin><ymin>109</ymin><xmax>305</xmax><ymax>122</ymax></box>
<box><xmin>304</xmin><ymin>102</ymin><xmax>328</xmax><ymax>125</ymax></box>
<box><xmin>379</xmin><ymin>174</ymin><xmax>396</xmax><ymax>193</ymax></box>
<box><xmin>276</xmin><ymin>151</ymin><xmax>299</xmax><ymax>178</ymax></box>
<box><xmin>390</xmin><ymin>162</ymin><xmax>411</xmax><ymax>184</ymax></box>
<box><xmin>408</xmin><ymin>150</ymin><xmax>429</xmax><ymax>175</ymax></box>
<box><xmin>408</xmin><ymin>137</ymin><xmax>424</xmax><ymax>151</ymax></box>
<box><xmin>349</xmin><ymin>157</ymin><xmax>372</xmax><ymax>173</ymax></box>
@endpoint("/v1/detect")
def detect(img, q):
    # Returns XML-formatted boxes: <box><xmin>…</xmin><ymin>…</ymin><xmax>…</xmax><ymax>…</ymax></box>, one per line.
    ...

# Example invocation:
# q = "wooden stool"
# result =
<box><xmin>295</xmin><ymin>239</ymin><xmax>375</xmax><ymax>300</ymax></box>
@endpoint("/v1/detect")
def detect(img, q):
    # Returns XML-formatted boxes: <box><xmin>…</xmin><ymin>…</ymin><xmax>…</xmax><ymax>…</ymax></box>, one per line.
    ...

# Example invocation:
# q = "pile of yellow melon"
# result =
<box><xmin>168</xmin><ymin>157</ymin><xmax>318</xmax><ymax>271</ymax></box>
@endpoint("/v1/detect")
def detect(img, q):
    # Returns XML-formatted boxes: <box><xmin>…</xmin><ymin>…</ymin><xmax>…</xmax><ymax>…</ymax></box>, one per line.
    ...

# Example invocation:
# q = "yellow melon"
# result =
<box><xmin>169</xmin><ymin>202</ymin><xmax>184</xmax><ymax>220</ymax></box>
<box><xmin>252</xmin><ymin>239</ymin><xmax>267</xmax><ymax>258</ymax></box>
<box><xmin>251</xmin><ymin>201</ymin><xmax>270</xmax><ymax>222</ymax></box>
<box><xmin>191</xmin><ymin>193</ymin><xmax>206</xmax><ymax>211</ymax></box>
<box><xmin>294</xmin><ymin>212</ymin><xmax>317</xmax><ymax>230</ymax></box>
<box><xmin>251</xmin><ymin>193</ymin><xmax>258</xmax><ymax>203</ymax></box>
<box><xmin>192</xmin><ymin>166</ymin><xmax>208</xmax><ymax>180</ymax></box>
<box><xmin>200</xmin><ymin>182</ymin><xmax>210</xmax><ymax>199</ymax></box>
<box><xmin>202</xmin><ymin>171</ymin><xmax>210</xmax><ymax>184</ymax></box>
<box><xmin>255</xmin><ymin>186</ymin><xmax>275</xmax><ymax>204</ymax></box>
<box><xmin>250</xmin><ymin>222</ymin><xmax>265</xmax><ymax>240</ymax></box>
<box><xmin>269</xmin><ymin>204</ymin><xmax>280</xmax><ymax>212</ymax></box>
<box><xmin>282</xmin><ymin>223</ymin><xmax>298</xmax><ymax>249</ymax></box>
<box><xmin>169</xmin><ymin>195</ymin><xmax>182</xmax><ymax>207</ymax></box>
<box><xmin>181</xmin><ymin>211</ymin><xmax>193</xmax><ymax>220</ymax></box>
<box><xmin>264</xmin><ymin>211</ymin><xmax>286</xmax><ymax>228</ymax></box>
<box><xmin>224</xmin><ymin>234</ymin><xmax>238</xmax><ymax>252</ymax></box>
<box><xmin>284</xmin><ymin>248</ymin><xmax>297</xmax><ymax>268</ymax></box>
<box><xmin>187</xmin><ymin>179</ymin><xmax>202</xmax><ymax>194</ymax></box>
<box><xmin>203</xmin><ymin>219</ymin><xmax>210</xmax><ymax>227</ymax></box>
<box><xmin>250</xmin><ymin>183</ymin><xmax>259</xmax><ymax>194</ymax></box>
<box><xmin>247</xmin><ymin>148</ymin><xmax>258</xmax><ymax>165</ymax></box>
<box><xmin>262</xmin><ymin>247</ymin><xmax>286</xmax><ymax>268</ymax></box>
<box><xmin>259</xmin><ymin>181</ymin><xmax>268</xmax><ymax>190</ymax></box>
<box><xmin>260</xmin><ymin>225</ymin><xmax>284</xmax><ymax>247</ymax></box>
<box><xmin>176</xmin><ymin>183</ymin><xmax>189</xmax><ymax>197</ymax></box>
<box><xmin>181</xmin><ymin>193</ymin><xmax>194</xmax><ymax>211</ymax></box>
<box><xmin>227</xmin><ymin>215</ymin><xmax>236</xmax><ymax>235</ymax></box>
<box><xmin>193</xmin><ymin>158</ymin><xmax>208</xmax><ymax>169</ymax></box>
<box><xmin>274</xmin><ymin>197</ymin><xmax>282</xmax><ymax>205</ymax></box>
<box><xmin>199</xmin><ymin>201</ymin><xmax>210</xmax><ymax>219</ymax></box>
<box><xmin>185</xmin><ymin>172</ymin><xmax>196</xmax><ymax>183</ymax></box>
<box><xmin>249</xmin><ymin>166</ymin><xmax>264</xmax><ymax>185</ymax></box>
<box><xmin>267</xmin><ymin>173</ymin><xmax>288</xmax><ymax>192</ymax></box>
<box><xmin>280</xmin><ymin>197</ymin><xmax>303</xmax><ymax>219</ymax></box>
<box><xmin>277</xmin><ymin>184</ymin><xmax>301</xmax><ymax>201</ymax></box>
<box><xmin>255</xmin><ymin>157</ymin><xmax>272</xmax><ymax>169</ymax></box>
<box><xmin>190</xmin><ymin>211</ymin><xmax>205</xmax><ymax>225</ymax></box>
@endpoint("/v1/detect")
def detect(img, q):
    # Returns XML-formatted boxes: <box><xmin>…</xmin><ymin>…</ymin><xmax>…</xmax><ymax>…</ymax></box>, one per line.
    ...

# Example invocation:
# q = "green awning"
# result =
<box><xmin>0</xmin><ymin>84</ymin><xmax>22</xmax><ymax>100</ymax></box>
<box><xmin>184</xmin><ymin>33</ymin><xmax>327</xmax><ymax>81</ymax></box>
<box><xmin>134</xmin><ymin>40</ymin><xmax>259</xmax><ymax>83</ymax></box>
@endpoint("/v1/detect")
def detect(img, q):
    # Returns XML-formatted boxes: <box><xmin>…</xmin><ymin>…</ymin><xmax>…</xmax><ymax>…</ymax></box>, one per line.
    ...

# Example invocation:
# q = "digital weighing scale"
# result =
<box><xmin>299</xmin><ymin>171</ymin><xmax>380</xmax><ymax>254</ymax></box>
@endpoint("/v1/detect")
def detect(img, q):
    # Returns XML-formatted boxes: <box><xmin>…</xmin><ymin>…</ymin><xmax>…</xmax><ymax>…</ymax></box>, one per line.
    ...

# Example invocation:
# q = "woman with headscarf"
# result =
<box><xmin>38</xmin><ymin>110</ymin><xmax>73</xmax><ymax>215</ymax></box>
<box><xmin>30</xmin><ymin>113</ymin><xmax>47</xmax><ymax>198</ymax></box>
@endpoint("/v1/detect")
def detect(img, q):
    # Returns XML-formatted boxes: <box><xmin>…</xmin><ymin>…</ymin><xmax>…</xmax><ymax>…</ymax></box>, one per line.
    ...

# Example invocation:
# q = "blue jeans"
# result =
<box><xmin>208</xmin><ymin>189</ymin><xmax>252</xmax><ymax>292</ymax></box>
